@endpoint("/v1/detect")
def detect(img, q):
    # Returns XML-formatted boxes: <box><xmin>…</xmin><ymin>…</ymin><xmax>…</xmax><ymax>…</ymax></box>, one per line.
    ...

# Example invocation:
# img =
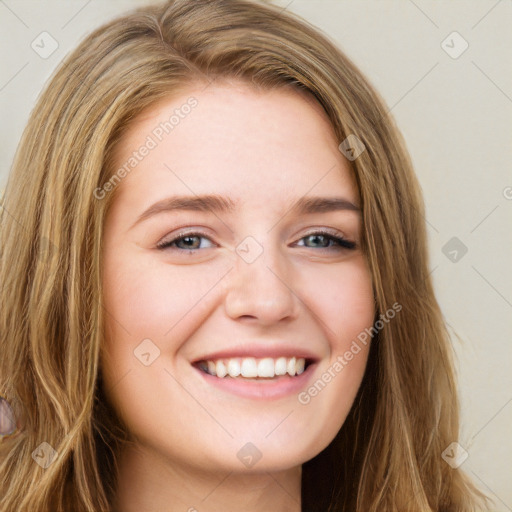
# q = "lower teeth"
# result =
<box><xmin>227</xmin><ymin>375</ymin><xmax>282</xmax><ymax>379</ymax></box>
<box><xmin>211</xmin><ymin>372</ymin><xmax>285</xmax><ymax>379</ymax></box>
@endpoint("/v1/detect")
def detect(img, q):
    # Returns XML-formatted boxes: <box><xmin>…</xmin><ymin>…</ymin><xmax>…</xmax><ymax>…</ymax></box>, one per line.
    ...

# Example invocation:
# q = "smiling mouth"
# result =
<box><xmin>194</xmin><ymin>356</ymin><xmax>313</xmax><ymax>379</ymax></box>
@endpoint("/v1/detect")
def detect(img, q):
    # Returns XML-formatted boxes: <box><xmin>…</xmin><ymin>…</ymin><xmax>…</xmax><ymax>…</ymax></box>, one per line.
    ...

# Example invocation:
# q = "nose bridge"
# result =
<box><xmin>224</xmin><ymin>233</ymin><xmax>299</xmax><ymax>323</ymax></box>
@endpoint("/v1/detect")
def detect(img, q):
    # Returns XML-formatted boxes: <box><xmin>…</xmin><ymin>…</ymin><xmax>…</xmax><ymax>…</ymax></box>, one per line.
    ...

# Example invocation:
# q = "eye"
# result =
<box><xmin>295</xmin><ymin>230</ymin><xmax>356</xmax><ymax>251</ymax></box>
<box><xmin>156</xmin><ymin>231</ymin><xmax>215</xmax><ymax>251</ymax></box>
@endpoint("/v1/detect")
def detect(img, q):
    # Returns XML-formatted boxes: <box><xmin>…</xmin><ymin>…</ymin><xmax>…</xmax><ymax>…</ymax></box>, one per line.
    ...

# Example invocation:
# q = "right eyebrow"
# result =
<box><xmin>130</xmin><ymin>194</ymin><xmax>236</xmax><ymax>229</ymax></box>
<box><xmin>288</xmin><ymin>195</ymin><xmax>360</xmax><ymax>215</ymax></box>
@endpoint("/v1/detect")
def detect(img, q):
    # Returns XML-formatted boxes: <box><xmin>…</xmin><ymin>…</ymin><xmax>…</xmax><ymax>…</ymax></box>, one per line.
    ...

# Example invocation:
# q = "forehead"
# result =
<box><xmin>109</xmin><ymin>80</ymin><xmax>358</xmax><ymax>210</ymax></box>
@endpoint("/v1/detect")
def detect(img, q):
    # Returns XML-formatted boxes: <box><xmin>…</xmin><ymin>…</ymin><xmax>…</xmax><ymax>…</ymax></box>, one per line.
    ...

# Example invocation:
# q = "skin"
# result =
<box><xmin>101</xmin><ymin>79</ymin><xmax>375</xmax><ymax>512</ymax></box>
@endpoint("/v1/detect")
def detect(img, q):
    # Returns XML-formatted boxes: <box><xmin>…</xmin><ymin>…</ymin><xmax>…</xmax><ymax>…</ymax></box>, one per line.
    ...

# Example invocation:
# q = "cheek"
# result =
<box><xmin>334</xmin><ymin>264</ymin><xmax>375</xmax><ymax>348</ymax></box>
<box><xmin>102</xmin><ymin>251</ymin><xmax>227</xmax><ymax>340</ymax></box>
<box><xmin>326</xmin><ymin>257</ymin><xmax>375</xmax><ymax>384</ymax></box>
<box><xmin>305</xmin><ymin>255</ymin><xmax>375</xmax><ymax>347</ymax></box>
<box><xmin>99</xmin><ymin>255</ymin><xmax>214</xmax><ymax>443</ymax></box>
<box><xmin>294</xmin><ymin>256</ymin><xmax>375</xmax><ymax>446</ymax></box>
<box><xmin>99</xmin><ymin>251</ymin><xmax>230</xmax><ymax>388</ymax></box>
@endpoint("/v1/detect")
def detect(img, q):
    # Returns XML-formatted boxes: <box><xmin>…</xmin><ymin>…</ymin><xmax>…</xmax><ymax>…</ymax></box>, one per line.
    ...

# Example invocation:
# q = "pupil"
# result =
<box><xmin>309</xmin><ymin>235</ymin><xmax>326</xmax><ymax>247</ymax></box>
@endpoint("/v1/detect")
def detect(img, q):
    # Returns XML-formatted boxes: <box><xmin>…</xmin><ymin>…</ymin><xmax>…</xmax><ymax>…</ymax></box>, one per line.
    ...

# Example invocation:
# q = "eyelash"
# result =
<box><xmin>156</xmin><ymin>229</ymin><xmax>356</xmax><ymax>253</ymax></box>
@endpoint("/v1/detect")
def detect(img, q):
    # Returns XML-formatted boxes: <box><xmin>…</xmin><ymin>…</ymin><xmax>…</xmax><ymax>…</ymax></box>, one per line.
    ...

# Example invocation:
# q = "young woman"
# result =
<box><xmin>0</xmin><ymin>0</ymin><xmax>489</xmax><ymax>510</ymax></box>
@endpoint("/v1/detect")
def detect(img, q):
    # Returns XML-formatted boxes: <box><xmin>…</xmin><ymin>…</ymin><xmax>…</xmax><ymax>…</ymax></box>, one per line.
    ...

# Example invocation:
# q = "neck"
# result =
<box><xmin>113</xmin><ymin>443</ymin><xmax>302</xmax><ymax>512</ymax></box>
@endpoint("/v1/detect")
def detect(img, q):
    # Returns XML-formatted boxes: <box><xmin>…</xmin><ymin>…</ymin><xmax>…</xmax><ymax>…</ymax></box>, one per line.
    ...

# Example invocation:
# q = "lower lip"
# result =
<box><xmin>193</xmin><ymin>363</ymin><xmax>317</xmax><ymax>400</ymax></box>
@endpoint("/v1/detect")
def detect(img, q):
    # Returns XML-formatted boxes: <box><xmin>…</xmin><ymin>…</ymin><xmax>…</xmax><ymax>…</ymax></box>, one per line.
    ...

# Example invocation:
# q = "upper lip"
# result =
<box><xmin>192</xmin><ymin>345</ymin><xmax>321</xmax><ymax>363</ymax></box>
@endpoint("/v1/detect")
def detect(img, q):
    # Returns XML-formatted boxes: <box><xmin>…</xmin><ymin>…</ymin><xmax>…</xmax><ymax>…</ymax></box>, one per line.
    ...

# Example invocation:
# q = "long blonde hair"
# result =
<box><xmin>0</xmin><ymin>0</ymin><xmax>489</xmax><ymax>510</ymax></box>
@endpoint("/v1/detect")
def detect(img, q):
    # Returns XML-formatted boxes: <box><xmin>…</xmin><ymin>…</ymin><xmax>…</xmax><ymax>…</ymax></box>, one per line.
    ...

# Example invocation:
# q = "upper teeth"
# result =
<box><xmin>201</xmin><ymin>357</ymin><xmax>306</xmax><ymax>378</ymax></box>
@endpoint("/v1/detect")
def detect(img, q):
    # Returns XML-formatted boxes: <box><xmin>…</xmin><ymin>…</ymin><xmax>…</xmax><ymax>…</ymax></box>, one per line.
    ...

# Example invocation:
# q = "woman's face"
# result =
<box><xmin>101</xmin><ymin>80</ymin><xmax>375</xmax><ymax>474</ymax></box>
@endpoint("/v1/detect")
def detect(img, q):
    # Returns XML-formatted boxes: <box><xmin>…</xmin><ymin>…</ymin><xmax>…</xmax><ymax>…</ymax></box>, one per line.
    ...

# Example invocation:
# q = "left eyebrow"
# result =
<box><xmin>288</xmin><ymin>196</ymin><xmax>360</xmax><ymax>215</ymax></box>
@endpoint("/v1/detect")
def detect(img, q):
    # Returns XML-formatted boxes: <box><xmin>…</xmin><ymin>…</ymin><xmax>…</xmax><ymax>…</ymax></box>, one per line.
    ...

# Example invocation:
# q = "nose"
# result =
<box><xmin>223</xmin><ymin>238</ymin><xmax>300</xmax><ymax>326</ymax></box>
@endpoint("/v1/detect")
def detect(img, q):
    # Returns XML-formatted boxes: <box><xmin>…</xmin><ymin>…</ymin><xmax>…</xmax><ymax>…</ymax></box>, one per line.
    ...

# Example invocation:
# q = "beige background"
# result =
<box><xmin>1</xmin><ymin>0</ymin><xmax>511</xmax><ymax>508</ymax></box>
